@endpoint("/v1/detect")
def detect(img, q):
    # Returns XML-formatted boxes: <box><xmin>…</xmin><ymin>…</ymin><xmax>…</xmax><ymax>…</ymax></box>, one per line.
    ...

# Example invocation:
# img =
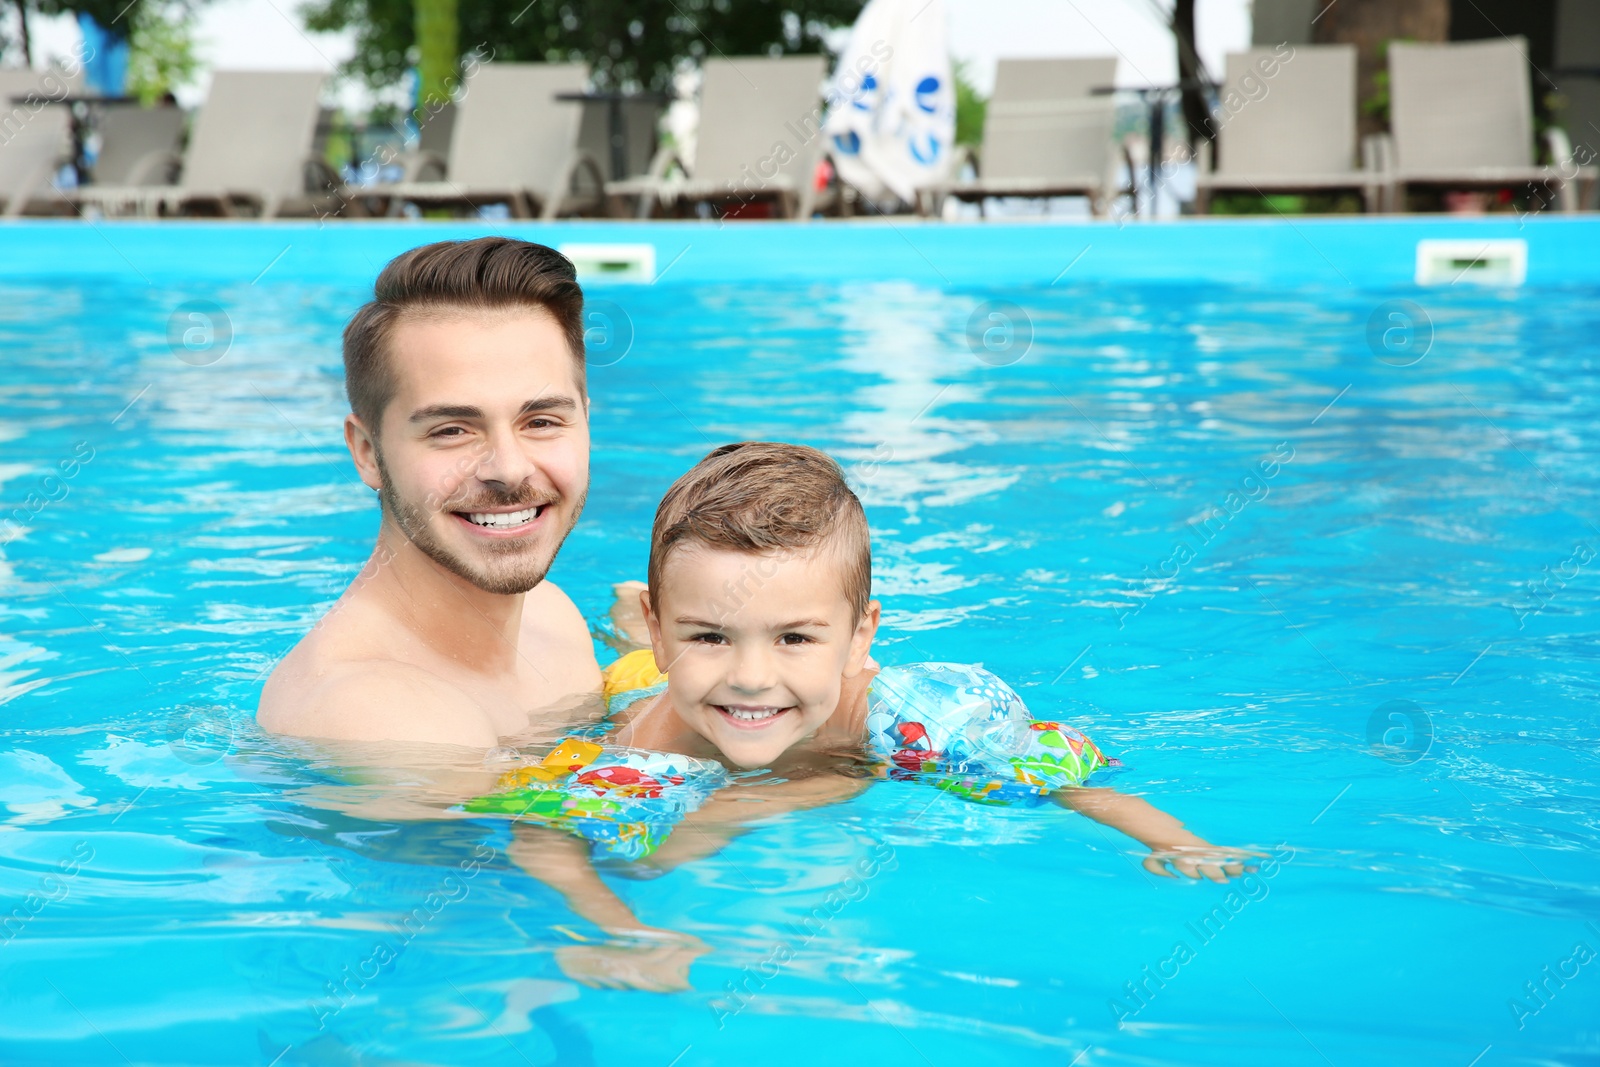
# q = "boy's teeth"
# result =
<box><xmin>722</xmin><ymin>706</ymin><xmax>782</xmax><ymax>721</ymax></box>
<box><xmin>466</xmin><ymin>506</ymin><xmax>541</xmax><ymax>528</ymax></box>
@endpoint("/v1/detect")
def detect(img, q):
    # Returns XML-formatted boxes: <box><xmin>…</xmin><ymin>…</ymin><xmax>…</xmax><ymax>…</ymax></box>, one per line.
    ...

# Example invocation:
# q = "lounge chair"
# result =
<box><xmin>0</xmin><ymin>66</ymin><xmax>84</xmax><ymax>216</ymax></box>
<box><xmin>370</xmin><ymin>63</ymin><xmax>603</xmax><ymax>220</ymax></box>
<box><xmin>88</xmin><ymin>102</ymin><xmax>184</xmax><ymax>186</ymax></box>
<box><xmin>989</xmin><ymin>56</ymin><xmax>1116</xmax><ymax>103</ymax></box>
<box><xmin>919</xmin><ymin>57</ymin><xmax>1120</xmax><ymax>217</ymax></box>
<box><xmin>71</xmin><ymin>70</ymin><xmax>338</xmax><ymax>218</ymax></box>
<box><xmin>1383</xmin><ymin>37</ymin><xmax>1591</xmax><ymax>212</ymax></box>
<box><xmin>1194</xmin><ymin>45</ymin><xmax>1384</xmax><ymax>213</ymax></box>
<box><xmin>0</xmin><ymin>103</ymin><xmax>71</xmax><ymax>217</ymax></box>
<box><xmin>607</xmin><ymin>55</ymin><xmax>828</xmax><ymax>219</ymax></box>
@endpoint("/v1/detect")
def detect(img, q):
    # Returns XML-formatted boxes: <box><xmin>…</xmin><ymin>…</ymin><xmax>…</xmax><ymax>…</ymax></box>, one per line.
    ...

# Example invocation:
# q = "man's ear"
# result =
<box><xmin>345</xmin><ymin>414</ymin><xmax>382</xmax><ymax>491</ymax></box>
<box><xmin>641</xmin><ymin>588</ymin><xmax>670</xmax><ymax>674</ymax></box>
<box><xmin>843</xmin><ymin>600</ymin><xmax>882</xmax><ymax>678</ymax></box>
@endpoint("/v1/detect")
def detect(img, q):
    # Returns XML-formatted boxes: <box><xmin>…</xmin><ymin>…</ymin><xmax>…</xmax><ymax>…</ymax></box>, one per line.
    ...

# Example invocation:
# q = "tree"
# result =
<box><xmin>1171</xmin><ymin>0</ymin><xmax>1210</xmax><ymax>150</ymax></box>
<box><xmin>413</xmin><ymin>0</ymin><xmax>456</xmax><ymax>112</ymax></box>
<box><xmin>1312</xmin><ymin>0</ymin><xmax>1450</xmax><ymax>137</ymax></box>
<box><xmin>126</xmin><ymin>0</ymin><xmax>200</xmax><ymax>104</ymax></box>
<box><xmin>302</xmin><ymin>0</ymin><xmax>866</xmax><ymax>108</ymax></box>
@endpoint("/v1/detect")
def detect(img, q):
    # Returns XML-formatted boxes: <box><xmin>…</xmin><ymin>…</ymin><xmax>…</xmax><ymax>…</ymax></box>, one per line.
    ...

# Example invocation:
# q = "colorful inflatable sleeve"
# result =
<box><xmin>865</xmin><ymin>662</ymin><xmax>1115</xmax><ymax>805</ymax></box>
<box><xmin>460</xmin><ymin>741</ymin><xmax>726</xmax><ymax>862</ymax></box>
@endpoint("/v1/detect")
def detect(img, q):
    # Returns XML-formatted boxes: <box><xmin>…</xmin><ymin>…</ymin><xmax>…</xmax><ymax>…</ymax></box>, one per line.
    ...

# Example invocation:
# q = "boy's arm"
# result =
<box><xmin>1054</xmin><ymin>786</ymin><xmax>1262</xmax><ymax>882</ymax></box>
<box><xmin>507</xmin><ymin>825</ymin><xmax>655</xmax><ymax>933</ymax></box>
<box><xmin>506</xmin><ymin>825</ymin><xmax>708</xmax><ymax>991</ymax></box>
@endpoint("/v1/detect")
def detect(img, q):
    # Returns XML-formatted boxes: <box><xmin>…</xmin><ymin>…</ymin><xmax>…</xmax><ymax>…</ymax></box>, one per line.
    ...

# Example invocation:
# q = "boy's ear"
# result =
<box><xmin>345</xmin><ymin>414</ymin><xmax>382</xmax><ymax>492</ymax></box>
<box><xmin>843</xmin><ymin>599</ymin><xmax>881</xmax><ymax>678</ymax></box>
<box><xmin>641</xmin><ymin>588</ymin><xmax>670</xmax><ymax>673</ymax></box>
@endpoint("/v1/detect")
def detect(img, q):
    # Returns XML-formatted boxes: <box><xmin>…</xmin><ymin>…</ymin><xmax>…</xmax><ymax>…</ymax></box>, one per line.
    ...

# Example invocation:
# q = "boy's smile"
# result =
<box><xmin>643</xmin><ymin>543</ymin><xmax>879</xmax><ymax>769</ymax></box>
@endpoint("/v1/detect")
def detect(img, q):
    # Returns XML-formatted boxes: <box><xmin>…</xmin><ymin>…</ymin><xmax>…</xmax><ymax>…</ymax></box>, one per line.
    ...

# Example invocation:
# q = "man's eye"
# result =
<box><xmin>431</xmin><ymin>426</ymin><xmax>466</xmax><ymax>438</ymax></box>
<box><xmin>526</xmin><ymin>417</ymin><xmax>557</xmax><ymax>430</ymax></box>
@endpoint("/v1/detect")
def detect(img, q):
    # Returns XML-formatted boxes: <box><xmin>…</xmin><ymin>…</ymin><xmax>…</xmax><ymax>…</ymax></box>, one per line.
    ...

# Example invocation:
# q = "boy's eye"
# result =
<box><xmin>778</xmin><ymin>633</ymin><xmax>813</xmax><ymax>646</ymax></box>
<box><xmin>690</xmin><ymin>632</ymin><xmax>726</xmax><ymax>644</ymax></box>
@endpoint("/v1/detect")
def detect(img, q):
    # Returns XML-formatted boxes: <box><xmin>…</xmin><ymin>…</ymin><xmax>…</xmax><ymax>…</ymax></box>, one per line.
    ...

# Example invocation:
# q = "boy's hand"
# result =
<box><xmin>1143</xmin><ymin>844</ymin><xmax>1265</xmax><ymax>883</ymax></box>
<box><xmin>600</xmin><ymin>580</ymin><xmax>652</xmax><ymax>653</ymax></box>
<box><xmin>555</xmin><ymin>927</ymin><xmax>709</xmax><ymax>992</ymax></box>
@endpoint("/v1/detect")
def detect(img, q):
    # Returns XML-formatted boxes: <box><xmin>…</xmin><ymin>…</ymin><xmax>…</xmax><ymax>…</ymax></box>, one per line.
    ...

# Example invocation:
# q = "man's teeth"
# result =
<box><xmin>721</xmin><ymin>706</ymin><xmax>783</xmax><ymax>722</ymax></box>
<box><xmin>466</xmin><ymin>506</ymin><xmax>542</xmax><ymax>528</ymax></box>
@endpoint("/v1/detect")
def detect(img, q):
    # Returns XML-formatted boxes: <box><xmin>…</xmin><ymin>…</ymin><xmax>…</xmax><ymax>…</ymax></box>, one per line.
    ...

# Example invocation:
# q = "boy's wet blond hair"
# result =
<box><xmin>648</xmin><ymin>442</ymin><xmax>871</xmax><ymax>619</ymax></box>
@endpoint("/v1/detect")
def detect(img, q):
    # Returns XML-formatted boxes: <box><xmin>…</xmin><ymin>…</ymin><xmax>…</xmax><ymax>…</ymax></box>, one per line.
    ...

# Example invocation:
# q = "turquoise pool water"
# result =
<box><xmin>2</xmin><ymin>222</ymin><xmax>1599</xmax><ymax>1064</ymax></box>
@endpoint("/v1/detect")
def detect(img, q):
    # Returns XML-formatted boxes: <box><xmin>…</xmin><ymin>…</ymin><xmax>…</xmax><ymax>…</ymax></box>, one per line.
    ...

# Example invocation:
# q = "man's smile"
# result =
<box><xmin>451</xmin><ymin>502</ymin><xmax>550</xmax><ymax>537</ymax></box>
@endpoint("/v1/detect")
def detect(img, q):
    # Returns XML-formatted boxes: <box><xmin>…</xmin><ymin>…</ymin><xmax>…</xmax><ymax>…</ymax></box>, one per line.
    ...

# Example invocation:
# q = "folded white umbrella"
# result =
<box><xmin>823</xmin><ymin>0</ymin><xmax>956</xmax><ymax>202</ymax></box>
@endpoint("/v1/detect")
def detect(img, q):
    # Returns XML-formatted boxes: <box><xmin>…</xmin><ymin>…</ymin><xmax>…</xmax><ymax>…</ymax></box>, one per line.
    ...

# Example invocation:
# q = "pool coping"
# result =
<box><xmin>1</xmin><ymin>215</ymin><xmax>1595</xmax><ymax>289</ymax></box>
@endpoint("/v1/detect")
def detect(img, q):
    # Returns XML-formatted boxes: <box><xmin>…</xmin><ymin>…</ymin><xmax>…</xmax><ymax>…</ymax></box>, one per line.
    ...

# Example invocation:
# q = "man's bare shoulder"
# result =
<box><xmin>259</xmin><ymin>657</ymin><xmax>500</xmax><ymax>747</ymax></box>
<box><xmin>522</xmin><ymin>580</ymin><xmax>603</xmax><ymax>688</ymax></box>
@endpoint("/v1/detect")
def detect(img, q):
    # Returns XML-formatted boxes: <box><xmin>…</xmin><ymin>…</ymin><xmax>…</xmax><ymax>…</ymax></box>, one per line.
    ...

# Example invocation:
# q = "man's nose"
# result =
<box><xmin>473</xmin><ymin>425</ymin><xmax>536</xmax><ymax>489</ymax></box>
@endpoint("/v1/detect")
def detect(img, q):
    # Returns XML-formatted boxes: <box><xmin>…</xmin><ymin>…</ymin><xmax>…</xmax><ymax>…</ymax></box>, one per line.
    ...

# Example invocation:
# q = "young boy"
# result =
<box><xmin>486</xmin><ymin>442</ymin><xmax>1257</xmax><ymax>990</ymax></box>
<box><xmin>607</xmin><ymin>442</ymin><xmax>1252</xmax><ymax>874</ymax></box>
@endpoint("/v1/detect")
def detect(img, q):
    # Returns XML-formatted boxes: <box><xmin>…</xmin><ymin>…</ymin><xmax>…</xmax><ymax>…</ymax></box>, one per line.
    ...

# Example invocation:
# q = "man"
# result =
<box><xmin>258</xmin><ymin>238</ymin><xmax>602</xmax><ymax>746</ymax></box>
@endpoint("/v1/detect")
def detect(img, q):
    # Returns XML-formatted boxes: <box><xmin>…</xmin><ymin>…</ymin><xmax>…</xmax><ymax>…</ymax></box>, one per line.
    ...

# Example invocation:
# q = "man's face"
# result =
<box><xmin>358</xmin><ymin>307</ymin><xmax>589</xmax><ymax>595</ymax></box>
<box><xmin>644</xmin><ymin>544</ymin><xmax>878</xmax><ymax>769</ymax></box>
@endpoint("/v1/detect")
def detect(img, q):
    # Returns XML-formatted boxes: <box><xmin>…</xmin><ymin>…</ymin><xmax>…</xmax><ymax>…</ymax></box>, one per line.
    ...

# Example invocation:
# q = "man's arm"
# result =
<box><xmin>263</xmin><ymin>662</ymin><xmax>502</xmax><ymax>747</ymax></box>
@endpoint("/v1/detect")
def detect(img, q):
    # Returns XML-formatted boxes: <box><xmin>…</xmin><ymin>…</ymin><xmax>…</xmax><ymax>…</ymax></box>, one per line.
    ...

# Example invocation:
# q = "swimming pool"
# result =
<box><xmin>2</xmin><ymin>219</ymin><xmax>1598</xmax><ymax>1064</ymax></box>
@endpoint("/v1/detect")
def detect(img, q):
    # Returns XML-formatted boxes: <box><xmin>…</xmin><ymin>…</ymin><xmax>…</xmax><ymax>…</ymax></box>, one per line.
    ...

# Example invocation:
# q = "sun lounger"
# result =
<box><xmin>920</xmin><ymin>57</ymin><xmax>1120</xmax><ymax>217</ymax></box>
<box><xmin>1194</xmin><ymin>44</ymin><xmax>1384</xmax><ymax>213</ymax></box>
<box><xmin>71</xmin><ymin>70</ymin><xmax>335</xmax><ymax>218</ymax></box>
<box><xmin>989</xmin><ymin>56</ymin><xmax>1117</xmax><ymax>104</ymax></box>
<box><xmin>1384</xmin><ymin>37</ymin><xmax>1591</xmax><ymax>212</ymax></box>
<box><xmin>607</xmin><ymin>55</ymin><xmax>828</xmax><ymax>219</ymax></box>
<box><xmin>0</xmin><ymin>66</ymin><xmax>84</xmax><ymax>216</ymax></box>
<box><xmin>0</xmin><ymin>102</ymin><xmax>71</xmax><ymax>218</ymax></box>
<box><xmin>372</xmin><ymin>63</ymin><xmax>603</xmax><ymax>220</ymax></box>
<box><xmin>88</xmin><ymin>102</ymin><xmax>184</xmax><ymax>186</ymax></box>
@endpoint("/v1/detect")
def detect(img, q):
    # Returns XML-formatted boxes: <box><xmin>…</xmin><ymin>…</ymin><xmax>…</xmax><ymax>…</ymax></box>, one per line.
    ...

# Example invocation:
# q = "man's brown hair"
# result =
<box><xmin>342</xmin><ymin>237</ymin><xmax>586</xmax><ymax>432</ymax></box>
<box><xmin>648</xmin><ymin>442</ymin><xmax>872</xmax><ymax>619</ymax></box>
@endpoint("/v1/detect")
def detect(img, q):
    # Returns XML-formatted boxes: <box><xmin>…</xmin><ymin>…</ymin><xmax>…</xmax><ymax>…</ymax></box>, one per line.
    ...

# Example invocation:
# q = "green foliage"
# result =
<box><xmin>953</xmin><ymin>58</ymin><xmax>985</xmax><ymax>147</ymax></box>
<box><xmin>1360</xmin><ymin>39</ymin><xmax>1406</xmax><ymax>126</ymax></box>
<box><xmin>1207</xmin><ymin>191</ymin><xmax>1364</xmax><ymax>215</ymax></box>
<box><xmin>413</xmin><ymin>0</ymin><xmax>457</xmax><ymax>109</ymax></box>
<box><xmin>300</xmin><ymin>0</ymin><xmax>866</xmax><ymax>95</ymax></box>
<box><xmin>32</xmin><ymin>0</ymin><xmax>146</xmax><ymax>33</ymax></box>
<box><xmin>126</xmin><ymin>0</ymin><xmax>200</xmax><ymax>105</ymax></box>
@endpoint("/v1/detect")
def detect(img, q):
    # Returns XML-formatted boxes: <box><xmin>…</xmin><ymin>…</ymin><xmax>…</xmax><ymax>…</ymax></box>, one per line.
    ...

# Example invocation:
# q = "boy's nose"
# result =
<box><xmin>726</xmin><ymin>646</ymin><xmax>777</xmax><ymax>694</ymax></box>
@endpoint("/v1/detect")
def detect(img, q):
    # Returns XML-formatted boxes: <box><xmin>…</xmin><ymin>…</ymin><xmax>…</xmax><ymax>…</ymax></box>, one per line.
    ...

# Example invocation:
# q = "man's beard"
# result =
<box><xmin>374</xmin><ymin>448</ymin><xmax>586</xmax><ymax>595</ymax></box>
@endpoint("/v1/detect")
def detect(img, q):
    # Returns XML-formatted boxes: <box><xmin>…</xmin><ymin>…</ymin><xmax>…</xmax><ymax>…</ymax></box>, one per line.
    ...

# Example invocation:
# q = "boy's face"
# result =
<box><xmin>642</xmin><ymin>544</ymin><xmax>879</xmax><ymax>769</ymax></box>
